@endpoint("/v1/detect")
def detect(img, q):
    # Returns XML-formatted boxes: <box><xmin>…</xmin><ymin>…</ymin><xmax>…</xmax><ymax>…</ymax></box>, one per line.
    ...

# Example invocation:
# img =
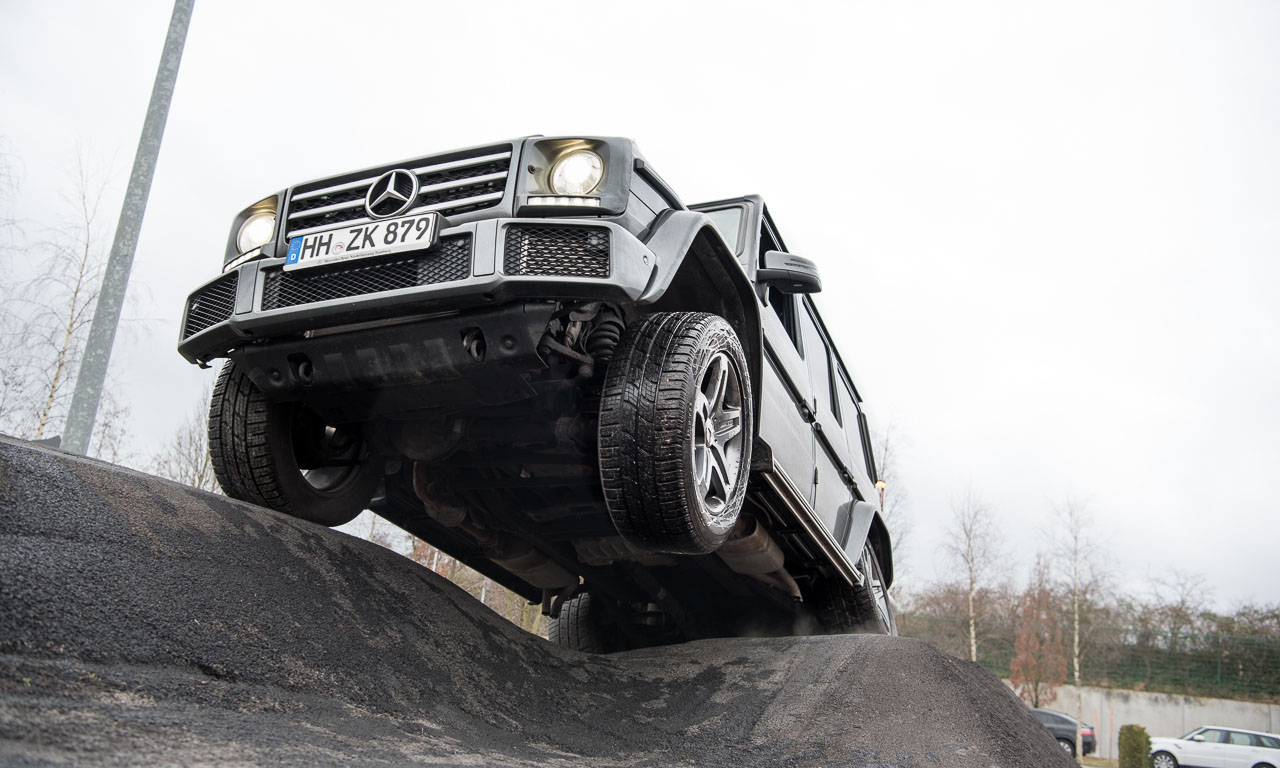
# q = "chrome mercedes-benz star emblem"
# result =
<box><xmin>365</xmin><ymin>169</ymin><xmax>419</xmax><ymax>219</ymax></box>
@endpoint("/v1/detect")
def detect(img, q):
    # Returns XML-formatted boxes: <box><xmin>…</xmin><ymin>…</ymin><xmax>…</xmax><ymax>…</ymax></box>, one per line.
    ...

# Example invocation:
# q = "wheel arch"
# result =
<box><xmin>867</xmin><ymin>511</ymin><xmax>895</xmax><ymax>590</ymax></box>
<box><xmin>1151</xmin><ymin>749</ymin><xmax>1178</xmax><ymax>768</ymax></box>
<box><xmin>638</xmin><ymin>211</ymin><xmax>763</xmax><ymax>421</ymax></box>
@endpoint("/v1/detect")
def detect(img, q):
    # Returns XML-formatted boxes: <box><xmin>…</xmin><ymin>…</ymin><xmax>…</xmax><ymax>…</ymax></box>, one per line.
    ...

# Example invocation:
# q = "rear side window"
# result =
<box><xmin>836</xmin><ymin>374</ymin><xmax>868</xmax><ymax>471</ymax></box>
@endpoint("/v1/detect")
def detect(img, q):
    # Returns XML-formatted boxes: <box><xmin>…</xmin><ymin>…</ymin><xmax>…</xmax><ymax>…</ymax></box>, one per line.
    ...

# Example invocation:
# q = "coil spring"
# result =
<box><xmin>585</xmin><ymin>316</ymin><xmax>624</xmax><ymax>362</ymax></box>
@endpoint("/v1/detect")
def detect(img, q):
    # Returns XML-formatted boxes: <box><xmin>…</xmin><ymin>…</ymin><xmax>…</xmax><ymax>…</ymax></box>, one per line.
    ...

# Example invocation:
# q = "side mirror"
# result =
<box><xmin>1190</xmin><ymin>735</ymin><xmax>1206</xmax><ymax>742</ymax></box>
<box><xmin>757</xmin><ymin>250</ymin><xmax>822</xmax><ymax>294</ymax></box>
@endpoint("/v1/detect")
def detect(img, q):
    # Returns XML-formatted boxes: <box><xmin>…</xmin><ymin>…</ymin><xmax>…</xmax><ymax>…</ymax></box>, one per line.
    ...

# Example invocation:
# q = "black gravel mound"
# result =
<box><xmin>0</xmin><ymin>436</ymin><xmax>1073</xmax><ymax>767</ymax></box>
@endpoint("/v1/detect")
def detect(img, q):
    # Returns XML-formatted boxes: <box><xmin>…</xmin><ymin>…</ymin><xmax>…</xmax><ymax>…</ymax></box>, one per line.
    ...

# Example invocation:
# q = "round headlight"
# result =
<box><xmin>549</xmin><ymin>150</ymin><xmax>604</xmax><ymax>196</ymax></box>
<box><xmin>236</xmin><ymin>212</ymin><xmax>276</xmax><ymax>254</ymax></box>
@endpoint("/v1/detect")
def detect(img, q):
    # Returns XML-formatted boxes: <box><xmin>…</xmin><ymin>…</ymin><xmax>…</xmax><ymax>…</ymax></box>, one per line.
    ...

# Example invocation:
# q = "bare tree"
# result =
<box><xmin>1054</xmin><ymin>499</ymin><xmax>1105</xmax><ymax>759</ymax></box>
<box><xmin>0</xmin><ymin>145</ymin><xmax>25</xmax><ymax>428</ymax></box>
<box><xmin>23</xmin><ymin>158</ymin><xmax>110</xmax><ymax>440</ymax></box>
<box><xmin>0</xmin><ymin>152</ymin><xmax>129</xmax><ymax>458</ymax></box>
<box><xmin>149</xmin><ymin>388</ymin><xmax>219</xmax><ymax>492</ymax></box>
<box><xmin>87</xmin><ymin>387</ymin><xmax>131</xmax><ymax>464</ymax></box>
<box><xmin>873</xmin><ymin>425</ymin><xmax>913</xmax><ymax>569</ymax></box>
<box><xmin>1152</xmin><ymin>568</ymin><xmax>1211</xmax><ymax>652</ymax></box>
<box><xmin>1010</xmin><ymin>555</ymin><xmax>1067</xmax><ymax>707</ymax></box>
<box><xmin>943</xmin><ymin>490</ymin><xmax>1001</xmax><ymax>662</ymax></box>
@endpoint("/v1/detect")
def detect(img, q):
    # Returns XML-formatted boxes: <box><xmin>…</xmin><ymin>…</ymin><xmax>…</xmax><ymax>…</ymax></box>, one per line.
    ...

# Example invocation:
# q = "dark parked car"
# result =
<box><xmin>178</xmin><ymin>136</ymin><xmax>896</xmax><ymax>651</ymax></box>
<box><xmin>1033</xmin><ymin>708</ymin><xmax>1097</xmax><ymax>757</ymax></box>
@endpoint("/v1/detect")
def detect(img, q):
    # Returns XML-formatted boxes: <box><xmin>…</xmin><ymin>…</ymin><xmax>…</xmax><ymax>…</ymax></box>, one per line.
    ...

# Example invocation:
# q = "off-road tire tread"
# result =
<box><xmin>815</xmin><ymin>544</ymin><xmax>895</xmax><ymax>635</ymax></box>
<box><xmin>208</xmin><ymin>361</ymin><xmax>292</xmax><ymax>512</ymax></box>
<box><xmin>547</xmin><ymin>593</ymin><xmax>603</xmax><ymax>654</ymax></box>
<box><xmin>598</xmin><ymin>312</ymin><xmax>752</xmax><ymax>554</ymax></box>
<box><xmin>207</xmin><ymin>361</ymin><xmax>377</xmax><ymax>526</ymax></box>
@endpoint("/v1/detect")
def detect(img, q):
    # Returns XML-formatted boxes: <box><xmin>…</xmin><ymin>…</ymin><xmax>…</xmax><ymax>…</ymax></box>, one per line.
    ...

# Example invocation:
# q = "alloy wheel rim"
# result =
<box><xmin>293</xmin><ymin>409</ymin><xmax>363</xmax><ymax>493</ymax></box>
<box><xmin>691</xmin><ymin>351</ymin><xmax>745</xmax><ymax>533</ymax></box>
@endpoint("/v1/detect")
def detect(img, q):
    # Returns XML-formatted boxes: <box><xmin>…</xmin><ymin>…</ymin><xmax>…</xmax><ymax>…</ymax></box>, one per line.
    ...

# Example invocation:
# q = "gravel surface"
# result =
<box><xmin>0</xmin><ymin>436</ymin><xmax>1074</xmax><ymax>767</ymax></box>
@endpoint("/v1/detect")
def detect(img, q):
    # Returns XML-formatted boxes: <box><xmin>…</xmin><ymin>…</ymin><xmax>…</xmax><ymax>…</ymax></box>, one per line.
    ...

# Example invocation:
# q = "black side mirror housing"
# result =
<box><xmin>756</xmin><ymin>250</ymin><xmax>822</xmax><ymax>294</ymax></box>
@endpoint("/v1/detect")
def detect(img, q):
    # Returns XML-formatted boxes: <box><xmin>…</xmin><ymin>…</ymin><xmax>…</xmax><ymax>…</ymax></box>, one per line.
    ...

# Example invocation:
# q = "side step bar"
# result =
<box><xmin>758</xmin><ymin>461</ymin><xmax>863</xmax><ymax>589</ymax></box>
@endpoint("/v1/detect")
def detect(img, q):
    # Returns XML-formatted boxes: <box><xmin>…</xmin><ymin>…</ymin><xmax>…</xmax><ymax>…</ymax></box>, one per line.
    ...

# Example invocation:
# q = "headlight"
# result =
<box><xmin>236</xmin><ymin>212</ymin><xmax>276</xmax><ymax>254</ymax></box>
<box><xmin>549</xmin><ymin>150</ymin><xmax>604</xmax><ymax>196</ymax></box>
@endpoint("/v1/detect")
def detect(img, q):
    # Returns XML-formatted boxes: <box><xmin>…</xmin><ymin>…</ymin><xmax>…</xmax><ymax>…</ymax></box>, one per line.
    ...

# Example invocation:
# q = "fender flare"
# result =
<box><xmin>842</xmin><ymin>500</ymin><xmax>895</xmax><ymax>589</ymax></box>
<box><xmin>636</xmin><ymin>210</ymin><xmax>763</xmax><ymax>416</ymax></box>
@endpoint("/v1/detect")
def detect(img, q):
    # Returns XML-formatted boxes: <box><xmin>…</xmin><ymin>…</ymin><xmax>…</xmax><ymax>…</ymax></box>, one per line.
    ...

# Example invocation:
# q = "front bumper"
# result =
<box><xmin>178</xmin><ymin>217</ymin><xmax>657</xmax><ymax>365</ymax></box>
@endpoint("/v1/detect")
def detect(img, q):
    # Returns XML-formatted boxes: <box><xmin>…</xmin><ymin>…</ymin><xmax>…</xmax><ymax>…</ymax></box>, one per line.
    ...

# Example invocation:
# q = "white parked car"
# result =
<box><xmin>1151</xmin><ymin>726</ymin><xmax>1280</xmax><ymax>768</ymax></box>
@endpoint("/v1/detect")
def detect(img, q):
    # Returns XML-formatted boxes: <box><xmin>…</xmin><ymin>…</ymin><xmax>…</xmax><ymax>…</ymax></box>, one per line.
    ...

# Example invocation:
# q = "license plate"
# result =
<box><xmin>284</xmin><ymin>211</ymin><xmax>440</xmax><ymax>271</ymax></box>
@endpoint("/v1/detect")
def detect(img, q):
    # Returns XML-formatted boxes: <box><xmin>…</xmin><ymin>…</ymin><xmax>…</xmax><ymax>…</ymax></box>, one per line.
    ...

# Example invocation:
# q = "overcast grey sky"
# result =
<box><xmin>2</xmin><ymin>1</ymin><xmax>1277</xmax><ymax>607</ymax></box>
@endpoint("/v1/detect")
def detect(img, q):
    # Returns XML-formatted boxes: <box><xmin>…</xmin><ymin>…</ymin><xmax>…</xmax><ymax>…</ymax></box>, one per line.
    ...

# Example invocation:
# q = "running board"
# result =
<box><xmin>758</xmin><ymin>461</ymin><xmax>863</xmax><ymax>589</ymax></box>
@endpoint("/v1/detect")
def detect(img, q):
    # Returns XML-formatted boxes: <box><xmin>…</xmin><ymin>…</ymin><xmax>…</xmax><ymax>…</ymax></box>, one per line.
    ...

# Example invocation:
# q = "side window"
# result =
<box><xmin>798</xmin><ymin>305</ymin><xmax>835</xmax><ymax>418</ymax></box>
<box><xmin>702</xmin><ymin>206</ymin><xmax>743</xmax><ymax>255</ymax></box>
<box><xmin>769</xmin><ymin>287</ymin><xmax>802</xmax><ymax>352</ymax></box>
<box><xmin>836</xmin><ymin>374</ymin><xmax>869</xmax><ymax>474</ymax></box>
<box><xmin>759</xmin><ymin>214</ymin><xmax>780</xmax><ymax>262</ymax></box>
<box><xmin>1225</xmin><ymin>732</ymin><xmax>1252</xmax><ymax>746</ymax></box>
<box><xmin>761</xmin><ymin>216</ymin><xmax>802</xmax><ymax>353</ymax></box>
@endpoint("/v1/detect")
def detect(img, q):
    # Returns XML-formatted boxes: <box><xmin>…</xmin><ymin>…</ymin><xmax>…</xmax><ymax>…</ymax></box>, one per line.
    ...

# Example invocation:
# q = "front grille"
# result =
<box><xmin>284</xmin><ymin>145</ymin><xmax>512</xmax><ymax>238</ymax></box>
<box><xmin>261</xmin><ymin>235</ymin><xmax>472</xmax><ymax>310</ymax></box>
<box><xmin>503</xmin><ymin>225</ymin><xmax>610</xmax><ymax>278</ymax></box>
<box><xmin>183</xmin><ymin>272</ymin><xmax>238</xmax><ymax>339</ymax></box>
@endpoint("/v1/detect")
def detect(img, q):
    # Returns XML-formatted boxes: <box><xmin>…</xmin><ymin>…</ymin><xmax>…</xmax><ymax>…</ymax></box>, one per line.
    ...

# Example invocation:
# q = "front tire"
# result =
<box><xmin>598</xmin><ymin>312</ymin><xmax>753</xmax><ymax>554</ymax></box>
<box><xmin>1151</xmin><ymin>751</ymin><xmax>1178</xmax><ymax>768</ymax></box>
<box><xmin>207</xmin><ymin>361</ymin><xmax>382</xmax><ymax>526</ymax></box>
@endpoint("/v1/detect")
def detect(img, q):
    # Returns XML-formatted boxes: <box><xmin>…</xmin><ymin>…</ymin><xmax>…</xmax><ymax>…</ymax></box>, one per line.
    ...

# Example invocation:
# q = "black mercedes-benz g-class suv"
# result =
<box><xmin>179</xmin><ymin>136</ymin><xmax>896</xmax><ymax>650</ymax></box>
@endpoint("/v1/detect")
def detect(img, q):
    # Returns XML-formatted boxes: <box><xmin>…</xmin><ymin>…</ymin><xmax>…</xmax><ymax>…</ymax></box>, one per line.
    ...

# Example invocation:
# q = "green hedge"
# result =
<box><xmin>1118</xmin><ymin>724</ymin><xmax>1151</xmax><ymax>768</ymax></box>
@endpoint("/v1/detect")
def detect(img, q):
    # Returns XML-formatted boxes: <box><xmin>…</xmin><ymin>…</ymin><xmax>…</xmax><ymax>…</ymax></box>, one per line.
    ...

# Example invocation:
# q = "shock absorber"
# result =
<box><xmin>585</xmin><ymin>313</ymin><xmax>624</xmax><ymax>363</ymax></box>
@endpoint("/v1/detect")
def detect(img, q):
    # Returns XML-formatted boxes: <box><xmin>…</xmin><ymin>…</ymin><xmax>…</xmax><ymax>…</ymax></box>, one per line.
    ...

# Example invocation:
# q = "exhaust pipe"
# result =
<box><xmin>717</xmin><ymin>516</ymin><xmax>802</xmax><ymax>600</ymax></box>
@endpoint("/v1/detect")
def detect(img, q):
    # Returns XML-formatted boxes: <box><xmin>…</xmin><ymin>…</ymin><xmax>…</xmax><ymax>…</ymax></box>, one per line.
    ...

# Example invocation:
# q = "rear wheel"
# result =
<box><xmin>598</xmin><ymin>312</ymin><xmax>753</xmax><ymax>554</ymax></box>
<box><xmin>207</xmin><ymin>361</ymin><xmax>382</xmax><ymax>526</ymax></box>
<box><xmin>1058</xmin><ymin>739</ymin><xmax>1076</xmax><ymax>758</ymax></box>
<box><xmin>547</xmin><ymin>593</ymin><xmax>623</xmax><ymax>653</ymax></box>
<box><xmin>814</xmin><ymin>541</ymin><xmax>896</xmax><ymax>635</ymax></box>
